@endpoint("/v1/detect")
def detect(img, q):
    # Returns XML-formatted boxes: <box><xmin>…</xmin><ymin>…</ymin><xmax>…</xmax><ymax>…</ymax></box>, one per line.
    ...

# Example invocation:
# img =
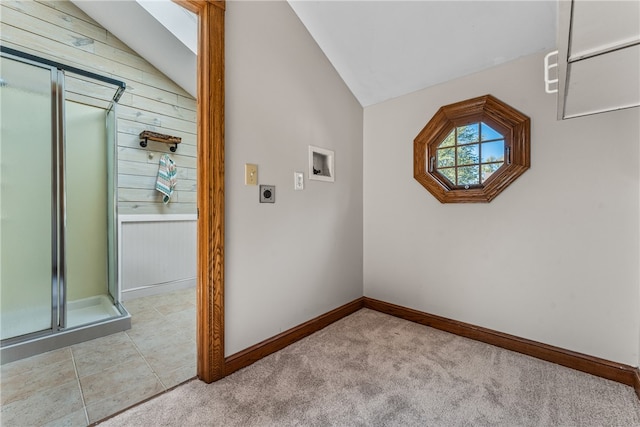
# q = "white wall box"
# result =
<box><xmin>556</xmin><ymin>0</ymin><xmax>640</xmax><ymax>119</ymax></box>
<box><xmin>309</xmin><ymin>145</ymin><xmax>335</xmax><ymax>182</ymax></box>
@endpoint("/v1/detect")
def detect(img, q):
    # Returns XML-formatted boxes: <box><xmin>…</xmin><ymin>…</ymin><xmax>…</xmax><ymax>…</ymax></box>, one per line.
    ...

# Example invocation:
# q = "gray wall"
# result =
<box><xmin>363</xmin><ymin>52</ymin><xmax>640</xmax><ymax>366</ymax></box>
<box><xmin>225</xmin><ymin>1</ymin><xmax>364</xmax><ymax>356</ymax></box>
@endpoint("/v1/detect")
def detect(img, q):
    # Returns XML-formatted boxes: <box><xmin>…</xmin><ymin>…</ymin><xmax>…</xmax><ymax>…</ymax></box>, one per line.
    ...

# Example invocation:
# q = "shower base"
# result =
<box><xmin>67</xmin><ymin>295</ymin><xmax>122</xmax><ymax>328</ymax></box>
<box><xmin>1</xmin><ymin>296</ymin><xmax>130</xmax><ymax>364</ymax></box>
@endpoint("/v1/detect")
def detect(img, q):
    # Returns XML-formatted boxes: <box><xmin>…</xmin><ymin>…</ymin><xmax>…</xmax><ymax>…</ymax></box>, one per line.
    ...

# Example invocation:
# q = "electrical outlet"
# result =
<box><xmin>294</xmin><ymin>172</ymin><xmax>304</xmax><ymax>190</ymax></box>
<box><xmin>245</xmin><ymin>163</ymin><xmax>258</xmax><ymax>185</ymax></box>
<box><xmin>260</xmin><ymin>185</ymin><xmax>275</xmax><ymax>203</ymax></box>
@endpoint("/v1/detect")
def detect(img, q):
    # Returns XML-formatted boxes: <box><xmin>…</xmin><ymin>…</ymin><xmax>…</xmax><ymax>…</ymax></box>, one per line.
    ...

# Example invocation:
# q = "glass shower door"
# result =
<box><xmin>0</xmin><ymin>55</ymin><xmax>57</xmax><ymax>340</ymax></box>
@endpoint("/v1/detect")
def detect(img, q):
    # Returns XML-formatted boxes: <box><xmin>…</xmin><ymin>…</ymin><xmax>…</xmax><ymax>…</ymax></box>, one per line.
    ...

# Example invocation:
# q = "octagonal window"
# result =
<box><xmin>414</xmin><ymin>95</ymin><xmax>530</xmax><ymax>203</ymax></box>
<box><xmin>435</xmin><ymin>122</ymin><xmax>505</xmax><ymax>188</ymax></box>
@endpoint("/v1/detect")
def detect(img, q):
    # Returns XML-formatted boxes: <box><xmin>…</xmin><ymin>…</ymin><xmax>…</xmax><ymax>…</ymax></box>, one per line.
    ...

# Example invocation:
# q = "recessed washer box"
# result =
<box><xmin>309</xmin><ymin>145</ymin><xmax>334</xmax><ymax>182</ymax></box>
<box><xmin>260</xmin><ymin>185</ymin><xmax>275</xmax><ymax>203</ymax></box>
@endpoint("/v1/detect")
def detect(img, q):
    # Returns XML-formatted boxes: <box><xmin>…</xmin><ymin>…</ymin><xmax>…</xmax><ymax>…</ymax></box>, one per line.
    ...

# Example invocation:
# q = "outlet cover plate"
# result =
<box><xmin>260</xmin><ymin>185</ymin><xmax>275</xmax><ymax>203</ymax></box>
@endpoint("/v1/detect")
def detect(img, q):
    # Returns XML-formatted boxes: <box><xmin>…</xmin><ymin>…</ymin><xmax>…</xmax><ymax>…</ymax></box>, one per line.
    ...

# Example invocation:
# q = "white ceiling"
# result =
<box><xmin>72</xmin><ymin>0</ymin><xmax>558</xmax><ymax>107</ymax></box>
<box><xmin>71</xmin><ymin>0</ymin><xmax>197</xmax><ymax>97</ymax></box>
<box><xmin>288</xmin><ymin>0</ymin><xmax>558</xmax><ymax>106</ymax></box>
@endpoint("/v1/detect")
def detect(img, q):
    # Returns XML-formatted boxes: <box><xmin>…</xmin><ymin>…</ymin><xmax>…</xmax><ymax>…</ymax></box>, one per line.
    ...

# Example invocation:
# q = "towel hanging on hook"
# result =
<box><xmin>156</xmin><ymin>154</ymin><xmax>177</xmax><ymax>204</ymax></box>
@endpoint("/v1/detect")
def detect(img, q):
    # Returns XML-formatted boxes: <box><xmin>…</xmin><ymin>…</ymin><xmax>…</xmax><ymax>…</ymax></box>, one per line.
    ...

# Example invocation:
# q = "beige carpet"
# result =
<box><xmin>100</xmin><ymin>309</ymin><xmax>640</xmax><ymax>426</ymax></box>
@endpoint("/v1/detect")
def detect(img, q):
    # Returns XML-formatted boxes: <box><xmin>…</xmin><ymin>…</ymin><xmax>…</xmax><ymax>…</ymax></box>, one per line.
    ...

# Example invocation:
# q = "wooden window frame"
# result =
<box><xmin>414</xmin><ymin>95</ymin><xmax>531</xmax><ymax>203</ymax></box>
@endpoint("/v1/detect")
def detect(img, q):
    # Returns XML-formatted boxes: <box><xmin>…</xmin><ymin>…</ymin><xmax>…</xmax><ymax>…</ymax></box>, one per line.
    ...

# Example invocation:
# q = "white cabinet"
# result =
<box><xmin>556</xmin><ymin>0</ymin><xmax>640</xmax><ymax>119</ymax></box>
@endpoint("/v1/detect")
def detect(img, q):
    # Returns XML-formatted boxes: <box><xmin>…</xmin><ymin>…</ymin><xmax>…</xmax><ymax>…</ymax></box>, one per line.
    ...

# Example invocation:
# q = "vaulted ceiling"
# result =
<box><xmin>288</xmin><ymin>1</ymin><xmax>557</xmax><ymax>106</ymax></box>
<box><xmin>72</xmin><ymin>0</ymin><xmax>558</xmax><ymax>107</ymax></box>
<box><xmin>71</xmin><ymin>0</ymin><xmax>197</xmax><ymax>97</ymax></box>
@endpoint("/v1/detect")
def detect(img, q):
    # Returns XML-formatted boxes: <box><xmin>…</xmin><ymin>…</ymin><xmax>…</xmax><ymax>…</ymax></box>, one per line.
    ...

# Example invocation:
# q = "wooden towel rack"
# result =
<box><xmin>139</xmin><ymin>130</ymin><xmax>181</xmax><ymax>152</ymax></box>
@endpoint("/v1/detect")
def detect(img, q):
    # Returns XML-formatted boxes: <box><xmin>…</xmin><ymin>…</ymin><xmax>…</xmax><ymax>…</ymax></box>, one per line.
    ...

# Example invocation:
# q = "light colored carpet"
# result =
<box><xmin>100</xmin><ymin>309</ymin><xmax>640</xmax><ymax>426</ymax></box>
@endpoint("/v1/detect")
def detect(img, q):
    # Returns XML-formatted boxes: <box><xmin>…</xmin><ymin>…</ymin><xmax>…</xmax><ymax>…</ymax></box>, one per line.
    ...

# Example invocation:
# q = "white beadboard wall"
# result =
<box><xmin>118</xmin><ymin>215</ymin><xmax>196</xmax><ymax>300</ymax></box>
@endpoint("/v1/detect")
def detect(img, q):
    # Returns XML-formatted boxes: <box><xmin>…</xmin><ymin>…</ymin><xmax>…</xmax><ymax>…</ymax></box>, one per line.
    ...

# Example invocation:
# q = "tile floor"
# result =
<box><xmin>0</xmin><ymin>288</ymin><xmax>196</xmax><ymax>426</ymax></box>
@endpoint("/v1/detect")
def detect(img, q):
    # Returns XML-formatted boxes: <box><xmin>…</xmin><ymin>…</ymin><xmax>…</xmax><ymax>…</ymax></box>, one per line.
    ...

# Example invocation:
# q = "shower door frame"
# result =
<box><xmin>0</xmin><ymin>46</ymin><xmax>127</xmax><ymax>347</ymax></box>
<box><xmin>0</xmin><ymin>52</ymin><xmax>60</xmax><ymax>341</ymax></box>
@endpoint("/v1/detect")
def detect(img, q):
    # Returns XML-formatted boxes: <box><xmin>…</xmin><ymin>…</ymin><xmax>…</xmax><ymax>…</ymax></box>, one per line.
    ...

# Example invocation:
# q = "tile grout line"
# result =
<box><xmin>70</xmin><ymin>348</ymin><xmax>90</xmax><ymax>426</ymax></box>
<box><xmin>125</xmin><ymin>319</ymin><xmax>169</xmax><ymax>391</ymax></box>
<box><xmin>128</xmin><ymin>295</ymin><xmax>197</xmax><ymax>391</ymax></box>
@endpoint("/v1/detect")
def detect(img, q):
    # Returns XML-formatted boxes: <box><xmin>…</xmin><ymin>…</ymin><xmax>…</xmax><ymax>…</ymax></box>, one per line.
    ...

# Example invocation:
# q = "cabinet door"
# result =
<box><xmin>570</xmin><ymin>0</ymin><xmax>640</xmax><ymax>60</ymax></box>
<box><xmin>557</xmin><ymin>0</ymin><xmax>640</xmax><ymax>119</ymax></box>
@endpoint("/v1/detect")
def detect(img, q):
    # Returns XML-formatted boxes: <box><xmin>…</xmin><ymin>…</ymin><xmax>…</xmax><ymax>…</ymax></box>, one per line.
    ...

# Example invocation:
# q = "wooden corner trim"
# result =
<box><xmin>224</xmin><ymin>298</ymin><xmax>365</xmax><ymax>376</ymax></box>
<box><xmin>195</xmin><ymin>0</ymin><xmax>225</xmax><ymax>383</ymax></box>
<box><xmin>363</xmin><ymin>297</ymin><xmax>636</xmax><ymax>387</ymax></box>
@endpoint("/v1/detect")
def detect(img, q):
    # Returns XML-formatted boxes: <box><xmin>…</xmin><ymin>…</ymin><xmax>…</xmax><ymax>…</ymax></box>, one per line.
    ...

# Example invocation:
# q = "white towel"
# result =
<box><xmin>156</xmin><ymin>154</ymin><xmax>177</xmax><ymax>204</ymax></box>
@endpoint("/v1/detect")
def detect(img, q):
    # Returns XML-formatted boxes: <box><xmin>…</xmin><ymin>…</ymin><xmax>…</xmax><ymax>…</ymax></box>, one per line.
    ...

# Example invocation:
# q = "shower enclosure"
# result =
<box><xmin>0</xmin><ymin>47</ymin><xmax>130</xmax><ymax>363</ymax></box>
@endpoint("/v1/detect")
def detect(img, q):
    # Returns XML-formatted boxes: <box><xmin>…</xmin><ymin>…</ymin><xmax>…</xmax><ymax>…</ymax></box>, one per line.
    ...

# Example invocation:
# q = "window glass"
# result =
<box><xmin>456</xmin><ymin>144</ymin><xmax>479</xmax><ymax>166</ymax></box>
<box><xmin>481</xmin><ymin>163</ymin><xmax>502</xmax><ymax>183</ymax></box>
<box><xmin>437</xmin><ymin>147</ymin><xmax>455</xmax><ymax>167</ymax></box>
<box><xmin>481</xmin><ymin>141</ymin><xmax>504</xmax><ymax>163</ymax></box>
<box><xmin>435</xmin><ymin>122</ymin><xmax>503</xmax><ymax>187</ymax></box>
<box><xmin>440</xmin><ymin>167</ymin><xmax>456</xmax><ymax>184</ymax></box>
<box><xmin>457</xmin><ymin>124</ymin><xmax>479</xmax><ymax>144</ymax></box>
<box><xmin>481</xmin><ymin>122</ymin><xmax>503</xmax><ymax>141</ymax></box>
<box><xmin>440</xmin><ymin>130</ymin><xmax>455</xmax><ymax>147</ymax></box>
<box><xmin>458</xmin><ymin>166</ymin><xmax>480</xmax><ymax>186</ymax></box>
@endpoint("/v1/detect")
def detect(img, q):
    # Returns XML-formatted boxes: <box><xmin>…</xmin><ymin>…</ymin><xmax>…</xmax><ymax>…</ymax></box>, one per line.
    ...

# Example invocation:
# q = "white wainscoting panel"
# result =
<box><xmin>119</xmin><ymin>214</ymin><xmax>196</xmax><ymax>300</ymax></box>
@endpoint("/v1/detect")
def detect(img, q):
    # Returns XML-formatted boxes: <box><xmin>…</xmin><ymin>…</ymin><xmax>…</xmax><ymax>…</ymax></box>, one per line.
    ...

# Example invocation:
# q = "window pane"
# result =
<box><xmin>439</xmin><ymin>167</ymin><xmax>455</xmax><ymax>185</ymax></box>
<box><xmin>457</xmin><ymin>144</ymin><xmax>478</xmax><ymax>166</ymax></box>
<box><xmin>458</xmin><ymin>166</ymin><xmax>479</xmax><ymax>186</ymax></box>
<box><xmin>437</xmin><ymin>147</ymin><xmax>455</xmax><ymax>167</ymax></box>
<box><xmin>481</xmin><ymin>122</ymin><xmax>503</xmax><ymax>141</ymax></box>
<box><xmin>481</xmin><ymin>163</ymin><xmax>502</xmax><ymax>183</ymax></box>
<box><xmin>457</xmin><ymin>124</ymin><xmax>479</xmax><ymax>144</ymax></box>
<box><xmin>481</xmin><ymin>140</ymin><xmax>505</xmax><ymax>163</ymax></box>
<box><xmin>439</xmin><ymin>129</ymin><xmax>455</xmax><ymax>148</ymax></box>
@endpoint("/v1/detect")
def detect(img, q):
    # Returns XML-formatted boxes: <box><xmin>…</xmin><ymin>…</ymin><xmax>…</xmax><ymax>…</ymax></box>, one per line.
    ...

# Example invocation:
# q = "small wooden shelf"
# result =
<box><xmin>139</xmin><ymin>130</ymin><xmax>181</xmax><ymax>152</ymax></box>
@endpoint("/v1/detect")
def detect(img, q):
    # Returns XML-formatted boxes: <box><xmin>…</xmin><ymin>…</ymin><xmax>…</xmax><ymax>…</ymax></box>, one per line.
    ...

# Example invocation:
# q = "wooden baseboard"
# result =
<box><xmin>222</xmin><ymin>295</ymin><xmax>637</xmax><ymax>393</ymax></box>
<box><xmin>224</xmin><ymin>297</ymin><xmax>365</xmax><ymax>375</ymax></box>
<box><xmin>363</xmin><ymin>297</ymin><xmax>636</xmax><ymax>386</ymax></box>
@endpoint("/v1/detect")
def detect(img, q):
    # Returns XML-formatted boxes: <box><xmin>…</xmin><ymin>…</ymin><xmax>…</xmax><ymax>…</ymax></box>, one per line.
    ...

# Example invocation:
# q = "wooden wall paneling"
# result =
<box><xmin>1</xmin><ymin>20</ymin><xmax>143</xmax><ymax>82</ymax></box>
<box><xmin>123</xmin><ymin>84</ymin><xmax>179</xmax><ymax>106</ymax></box>
<box><xmin>2</xmin><ymin>0</ymin><xmax>199</xmax><ymax>213</ymax></box>
<box><xmin>178</xmin><ymin>95</ymin><xmax>197</xmax><ymax>111</ymax></box>
<box><xmin>131</xmin><ymin>95</ymin><xmax>197</xmax><ymax>122</ymax></box>
<box><xmin>33</xmin><ymin>0</ymin><xmax>105</xmax><ymax>32</ymax></box>
<box><xmin>1</xmin><ymin>12</ymin><xmax>190</xmax><ymax>97</ymax></box>
<box><xmin>2</xmin><ymin>2</ymin><xmax>186</xmax><ymax>82</ymax></box>
<box><xmin>5</xmin><ymin>0</ymin><xmax>109</xmax><ymax>44</ymax></box>
<box><xmin>118</xmin><ymin>105</ymin><xmax>196</xmax><ymax>134</ymax></box>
